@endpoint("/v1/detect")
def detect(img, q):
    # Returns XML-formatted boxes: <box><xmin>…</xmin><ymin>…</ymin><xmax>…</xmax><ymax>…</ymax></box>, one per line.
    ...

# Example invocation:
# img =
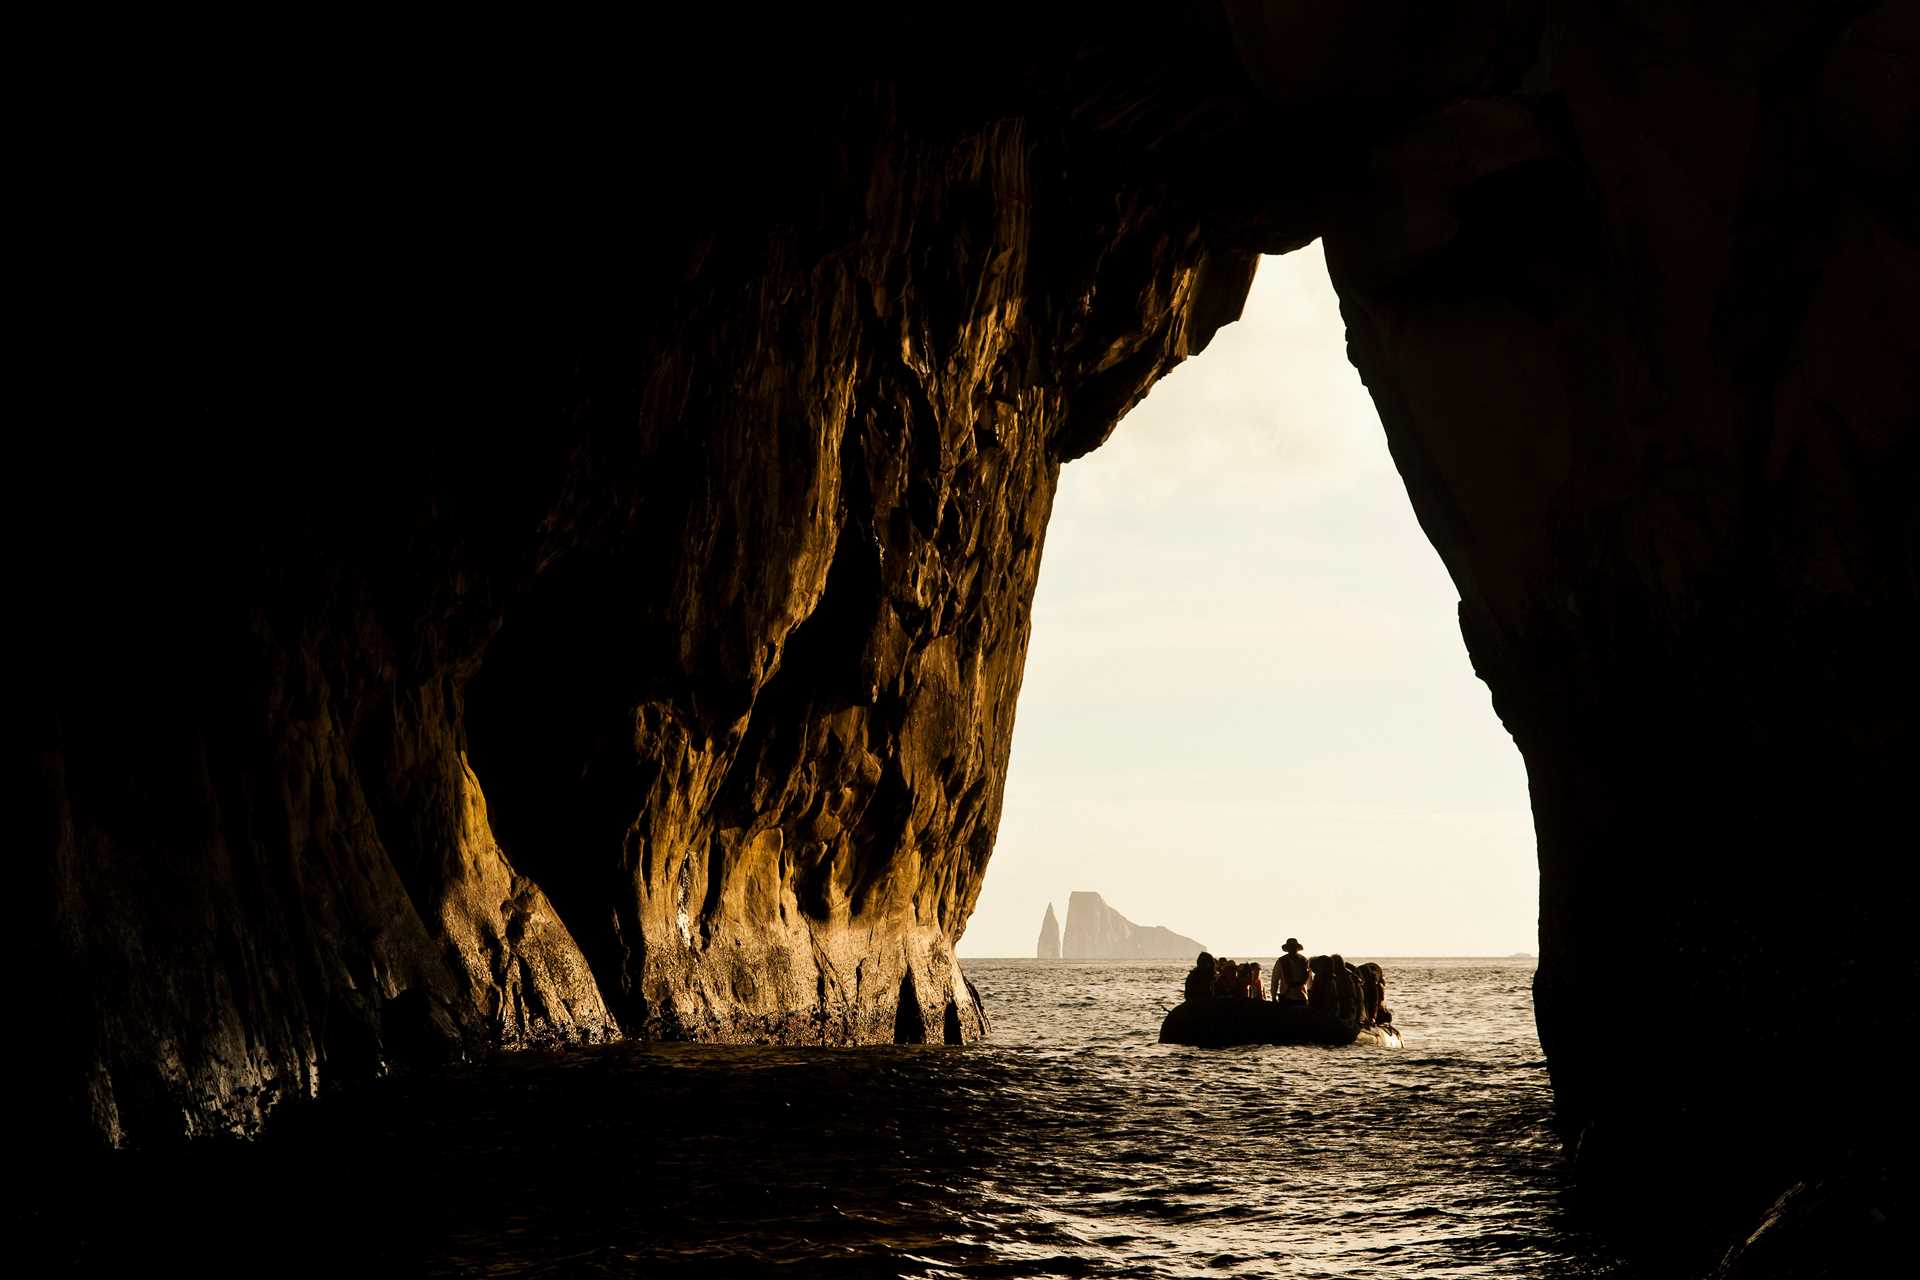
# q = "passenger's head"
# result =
<box><xmin>1196</xmin><ymin>951</ymin><xmax>1213</xmax><ymax>969</ymax></box>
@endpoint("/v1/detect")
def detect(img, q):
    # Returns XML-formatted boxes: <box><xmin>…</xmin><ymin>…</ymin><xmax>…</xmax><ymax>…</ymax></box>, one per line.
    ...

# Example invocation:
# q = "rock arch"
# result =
<box><xmin>27</xmin><ymin>4</ymin><xmax>1915</xmax><ymax>1251</ymax></box>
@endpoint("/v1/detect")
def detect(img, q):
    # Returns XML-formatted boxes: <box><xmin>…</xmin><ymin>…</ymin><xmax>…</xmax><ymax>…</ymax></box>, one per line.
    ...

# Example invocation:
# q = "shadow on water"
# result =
<box><xmin>30</xmin><ymin>960</ymin><xmax>1672</xmax><ymax>1278</ymax></box>
<box><xmin>34</xmin><ymin>1042</ymin><xmax>1032</xmax><ymax>1278</ymax></box>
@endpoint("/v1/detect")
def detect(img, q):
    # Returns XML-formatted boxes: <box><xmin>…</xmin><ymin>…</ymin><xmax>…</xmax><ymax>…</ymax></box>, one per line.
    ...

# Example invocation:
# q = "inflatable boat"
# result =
<box><xmin>1158</xmin><ymin>997</ymin><xmax>1404</xmax><ymax>1049</ymax></box>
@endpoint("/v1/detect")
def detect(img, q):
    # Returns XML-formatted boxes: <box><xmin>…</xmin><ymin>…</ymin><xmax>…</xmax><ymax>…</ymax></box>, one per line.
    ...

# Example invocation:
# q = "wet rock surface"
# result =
<box><xmin>23</xmin><ymin>4</ymin><xmax>1918</xmax><ymax>1263</ymax></box>
<box><xmin>1710</xmin><ymin>1169</ymin><xmax>1903</xmax><ymax>1280</ymax></box>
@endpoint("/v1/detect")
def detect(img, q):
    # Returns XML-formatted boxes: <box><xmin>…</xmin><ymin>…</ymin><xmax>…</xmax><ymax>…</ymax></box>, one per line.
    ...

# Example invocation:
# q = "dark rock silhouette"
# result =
<box><xmin>1061</xmin><ymin>892</ymin><xmax>1205</xmax><ymax>960</ymax></box>
<box><xmin>1710</xmin><ymin>1171</ymin><xmax>1903</xmax><ymax>1278</ymax></box>
<box><xmin>21</xmin><ymin>7</ymin><xmax>1916</xmax><ymax>1260</ymax></box>
<box><xmin>1035</xmin><ymin>904</ymin><xmax>1062</xmax><ymax>960</ymax></box>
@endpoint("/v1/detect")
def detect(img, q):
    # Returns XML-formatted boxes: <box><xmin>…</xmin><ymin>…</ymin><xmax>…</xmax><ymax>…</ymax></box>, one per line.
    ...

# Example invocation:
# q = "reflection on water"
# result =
<box><xmin>46</xmin><ymin>959</ymin><xmax>1647</xmax><ymax>1277</ymax></box>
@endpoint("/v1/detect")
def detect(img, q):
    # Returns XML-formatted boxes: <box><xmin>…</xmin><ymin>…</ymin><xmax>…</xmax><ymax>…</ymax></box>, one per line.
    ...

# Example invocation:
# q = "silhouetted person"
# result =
<box><xmin>1341</xmin><ymin>958</ymin><xmax>1365</xmax><ymax>1023</ymax></box>
<box><xmin>1308</xmin><ymin>954</ymin><xmax>1341</xmax><ymax>1015</ymax></box>
<box><xmin>1329</xmin><ymin>956</ymin><xmax>1361</xmax><ymax>1018</ymax></box>
<box><xmin>1243</xmin><ymin>962</ymin><xmax>1262</xmax><ymax>999</ymax></box>
<box><xmin>1212</xmin><ymin>955</ymin><xmax>1239</xmax><ymax>997</ymax></box>
<box><xmin>1272</xmin><ymin>938</ymin><xmax>1310</xmax><ymax>1002</ymax></box>
<box><xmin>1358</xmin><ymin>962</ymin><xmax>1388</xmax><ymax>1026</ymax></box>
<box><xmin>1185</xmin><ymin>952</ymin><xmax>1214</xmax><ymax>1002</ymax></box>
<box><xmin>1315</xmin><ymin>954</ymin><xmax>1361</xmax><ymax>1023</ymax></box>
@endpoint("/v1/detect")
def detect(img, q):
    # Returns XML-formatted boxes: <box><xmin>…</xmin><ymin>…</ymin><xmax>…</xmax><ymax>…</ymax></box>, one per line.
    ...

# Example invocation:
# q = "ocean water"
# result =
<box><xmin>49</xmin><ymin>958</ymin><xmax>1646</xmax><ymax>1277</ymax></box>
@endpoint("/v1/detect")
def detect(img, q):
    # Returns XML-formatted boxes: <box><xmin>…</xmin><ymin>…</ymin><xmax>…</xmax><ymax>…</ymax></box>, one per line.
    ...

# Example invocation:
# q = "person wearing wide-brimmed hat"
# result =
<box><xmin>1272</xmin><ymin>937</ymin><xmax>1311</xmax><ymax>1002</ymax></box>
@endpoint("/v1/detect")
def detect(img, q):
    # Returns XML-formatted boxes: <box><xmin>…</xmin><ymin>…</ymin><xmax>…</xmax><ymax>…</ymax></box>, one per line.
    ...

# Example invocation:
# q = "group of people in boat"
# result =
<box><xmin>1181</xmin><ymin>939</ymin><xmax>1394</xmax><ymax>1027</ymax></box>
<box><xmin>1183</xmin><ymin>938</ymin><xmax>1313</xmax><ymax>1003</ymax></box>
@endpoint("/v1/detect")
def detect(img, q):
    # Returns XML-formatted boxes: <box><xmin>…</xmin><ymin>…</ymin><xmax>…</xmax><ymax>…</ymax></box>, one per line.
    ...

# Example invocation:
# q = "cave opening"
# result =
<box><xmin>961</xmin><ymin>244</ymin><xmax>1537</xmax><ymax>962</ymax></box>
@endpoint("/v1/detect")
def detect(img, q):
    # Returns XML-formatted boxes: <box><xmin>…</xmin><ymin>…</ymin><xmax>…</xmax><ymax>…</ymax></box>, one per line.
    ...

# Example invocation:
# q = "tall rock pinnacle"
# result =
<box><xmin>1036</xmin><ymin>904</ymin><xmax>1061</xmax><ymax>959</ymax></box>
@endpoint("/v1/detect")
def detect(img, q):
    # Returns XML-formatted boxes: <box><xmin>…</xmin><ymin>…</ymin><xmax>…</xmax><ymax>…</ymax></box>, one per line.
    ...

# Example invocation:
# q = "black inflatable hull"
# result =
<box><xmin>1158</xmin><ymin>998</ymin><xmax>1404</xmax><ymax>1049</ymax></box>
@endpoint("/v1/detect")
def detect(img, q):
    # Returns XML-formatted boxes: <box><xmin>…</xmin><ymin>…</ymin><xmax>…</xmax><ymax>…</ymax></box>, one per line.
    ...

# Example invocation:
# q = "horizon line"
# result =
<box><xmin>956</xmin><ymin>952</ymin><xmax>1538</xmax><ymax>960</ymax></box>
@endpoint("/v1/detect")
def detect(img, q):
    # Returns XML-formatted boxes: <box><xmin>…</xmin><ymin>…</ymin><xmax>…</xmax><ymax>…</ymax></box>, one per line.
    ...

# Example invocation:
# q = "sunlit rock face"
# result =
<box><xmin>28</xmin><ymin>11</ymin><xmax>1255</xmax><ymax>1146</ymax></box>
<box><xmin>28</xmin><ymin>5</ymin><xmax>1917</xmax><ymax>1245</ymax></box>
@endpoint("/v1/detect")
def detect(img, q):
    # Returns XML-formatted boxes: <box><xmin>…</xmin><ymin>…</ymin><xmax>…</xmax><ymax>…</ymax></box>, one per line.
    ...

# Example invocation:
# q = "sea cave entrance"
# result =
<box><xmin>961</xmin><ymin>245</ymin><xmax>1537</xmax><ymax>963</ymax></box>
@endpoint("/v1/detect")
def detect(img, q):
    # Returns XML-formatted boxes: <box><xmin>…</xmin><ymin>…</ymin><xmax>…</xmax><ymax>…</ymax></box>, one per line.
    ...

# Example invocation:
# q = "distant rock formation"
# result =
<box><xmin>1035</xmin><ymin>904</ymin><xmax>1061</xmax><ymax>959</ymax></box>
<box><xmin>1061</xmin><ymin>891</ymin><xmax>1203</xmax><ymax>960</ymax></box>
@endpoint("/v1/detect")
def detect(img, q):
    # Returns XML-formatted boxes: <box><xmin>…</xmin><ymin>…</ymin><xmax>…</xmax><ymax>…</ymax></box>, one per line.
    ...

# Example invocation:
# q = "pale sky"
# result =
<box><xmin>958</xmin><ymin>244</ymin><xmax>1538</xmax><ymax>960</ymax></box>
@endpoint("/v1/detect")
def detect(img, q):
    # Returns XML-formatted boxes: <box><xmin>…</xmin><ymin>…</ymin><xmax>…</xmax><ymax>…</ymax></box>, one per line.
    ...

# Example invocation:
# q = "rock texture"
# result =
<box><xmin>1711</xmin><ymin>1172</ymin><xmax>1902</xmax><ymax>1279</ymax></box>
<box><xmin>1308</xmin><ymin>6</ymin><xmax>1920</xmax><ymax>1233</ymax></box>
<box><xmin>28</xmin><ymin>9</ymin><xmax>1256</xmax><ymax>1148</ymax></box>
<box><xmin>1036</xmin><ymin>904</ymin><xmax>1062</xmax><ymax>960</ymax></box>
<box><xmin>24</xmin><ymin>3</ymin><xmax>1919</xmax><ymax>1260</ymax></box>
<box><xmin>1061</xmin><ymin>892</ymin><xmax>1207</xmax><ymax>961</ymax></box>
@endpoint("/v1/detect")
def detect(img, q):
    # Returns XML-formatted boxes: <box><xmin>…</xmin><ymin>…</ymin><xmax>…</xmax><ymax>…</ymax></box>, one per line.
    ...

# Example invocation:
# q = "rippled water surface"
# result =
<box><xmin>57</xmin><ymin>958</ymin><xmax>1649</xmax><ymax>1277</ymax></box>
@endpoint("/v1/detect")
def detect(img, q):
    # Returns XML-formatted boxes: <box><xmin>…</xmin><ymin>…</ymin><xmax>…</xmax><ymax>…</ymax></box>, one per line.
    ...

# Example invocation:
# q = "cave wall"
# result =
<box><xmin>1312</xmin><ymin>3</ymin><xmax>1919</xmax><ymax>1196</ymax></box>
<box><xmin>28</xmin><ymin>9</ymin><xmax>1257</xmax><ymax>1145</ymax></box>
<box><xmin>27</xmin><ymin>4</ymin><xmax>1917</xmax><ymax>1226</ymax></box>
<box><xmin>457</xmin><ymin>100</ymin><xmax>1254</xmax><ymax>1050</ymax></box>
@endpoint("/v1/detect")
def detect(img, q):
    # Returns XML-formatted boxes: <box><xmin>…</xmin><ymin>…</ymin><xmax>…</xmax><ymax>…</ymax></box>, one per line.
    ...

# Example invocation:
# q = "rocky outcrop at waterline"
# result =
<box><xmin>1036</xmin><ymin>904</ymin><xmax>1062</xmax><ymax>960</ymax></box>
<box><xmin>1061</xmin><ymin>891</ymin><xmax>1207</xmax><ymax>960</ymax></box>
<box><xmin>24</xmin><ymin>6</ymin><xmax>1918</xmax><ymax>1264</ymax></box>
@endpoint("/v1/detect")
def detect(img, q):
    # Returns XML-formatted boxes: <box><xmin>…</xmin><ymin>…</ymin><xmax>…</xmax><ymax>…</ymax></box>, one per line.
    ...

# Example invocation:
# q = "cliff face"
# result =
<box><xmin>1314</xmin><ymin>7</ymin><xmax>1920</xmax><ymax>1202</ymax></box>
<box><xmin>1036</xmin><ymin>905</ymin><xmax>1062</xmax><ymax>960</ymax></box>
<box><xmin>27</xmin><ymin>2</ymin><xmax>1917</xmax><ymax>1243</ymax></box>
<box><xmin>29</xmin><ymin>11</ymin><xmax>1257</xmax><ymax>1146</ymax></box>
<box><xmin>1061</xmin><ymin>892</ymin><xmax>1207</xmax><ymax>960</ymax></box>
